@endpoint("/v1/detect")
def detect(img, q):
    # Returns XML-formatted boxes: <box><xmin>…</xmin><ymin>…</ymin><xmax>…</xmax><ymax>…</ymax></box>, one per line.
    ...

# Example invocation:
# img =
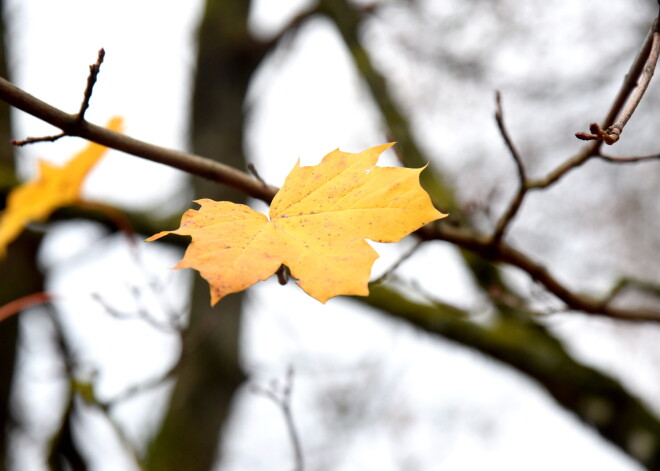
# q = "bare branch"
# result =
<box><xmin>246</xmin><ymin>162</ymin><xmax>268</xmax><ymax>186</ymax></box>
<box><xmin>576</xmin><ymin>15</ymin><xmax>660</xmax><ymax>145</ymax></box>
<box><xmin>91</xmin><ymin>290</ymin><xmax>183</xmax><ymax>335</ymax></box>
<box><xmin>596</xmin><ymin>152</ymin><xmax>660</xmax><ymax>163</ymax></box>
<box><xmin>252</xmin><ymin>366</ymin><xmax>304</xmax><ymax>471</ymax></box>
<box><xmin>526</xmin><ymin>144</ymin><xmax>596</xmax><ymax>189</ymax></box>
<box><xmin>104</xmin><ymin>361</ymin><xmax>180</xmax><ymax>409</ymax></box>
<box><xmin>372</xmin><ymin>239</ymin><xmax>424</xmax><ymax>284</ymax></box>
<box><xmin>491</xmin><ymin>91</ymin><xmax>527</xmax><ymax>243</ymax></box>
<box><xmin>526</xmin><ymin>135</ymin><xmax>660</xmax><ymax>190</ymax></box>
<box><xmin>78</xmin><ymin>48</ymin><xmax>105</xmax><ymax>120</ymax></box>
<box><xmin>530</xmin><ymin>14</ymin><xmax>660</xmax><ymax>189</ymax></box>
<box><xmin>417</xmin><ymin>223</ymin><xmax>660</xmax><ymax>322</ymax></box>
<box><xmin>0</xmin><ymin>291</ymin><xmax>54</xmax><ymax>323</ymax></box>
<box><xmin>602</xmin><ymin>277</ymin><xmax>660</xmax><ymax>308</ymax></box>
<box><xmin>11</xmin><ymin>131</ymin><xmax>66</xmax><ymax>146</ymax></box>
<box><xmin>0</xmin><ymin>75</ymin><xmax>278</xmax><ymax>203</ymax></box>
<box><xmin>262</xmin><ymin>5</ymin><xmax>320</xmax><ymax>50</ymax></box>
<box><xmin>11</xmin><ymin>48</ymin><xmax>106</xmax><ymax>146</ymax></box>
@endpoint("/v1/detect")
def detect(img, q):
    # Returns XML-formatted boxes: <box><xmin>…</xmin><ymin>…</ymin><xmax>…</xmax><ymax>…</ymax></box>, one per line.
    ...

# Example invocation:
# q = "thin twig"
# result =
<box><xmin>11</xmin><ymin>132</ymin><xmax>66</xmax><ymax>146</ymax></box>
<box><xmin>529</xmin><ymin>15</ymin><xmax>660</xmax><ymax>189</ymax></box>
<box><xmin>91</xmin><ymin>291</ymin><xmax>183</xmax><ymax>334</ymax></box>
<box><xmin>596</xmin><ymin>152</ymin><xmax>660</xmax><ymax>163</ymax></box>
<box><xmin>417</xmin><ymin>223</ymin><xmax>660</xmax><ymax>322</ymax></box>
<box><xmin>252</xmin><ymin>366</ymin><xmax>304</xmax><ymax>471</ymax></box>
<box><xmin>602</xmin><ymin>277</ymin><xmax>660</xmax><ymax>308</ymax></box>
<box><xmin>263</xmin><ymin>4</ymin><xmax>320</xmax><ymax>50</ymax></box>
<box><xmin>247</xmin><ymin>162</ymin><xmax>268</xmax><ymax>186</ymax></box>
<box><xmin>45</xmin><ymin>306</ymin><xmax>148</xmax><ymax>470</ymax></box>
<box><xmin>372</xmin><ymin>239</ymin><xmax>424</xmax><ymax>284</ymax></box>
<box><xmin>491</xmin><ymin>91</ymin><xmax>527</xmax><ymax>243</ymax></box>
<box><xmin>12</xmin><ymin>48</ymin><xmax>106</xmax><ymax>146</ymax></box>
<box><xmin>78</xmin><ymin>48</ymin><xmax>105</xmax><ymax>120</ymax></box>
<box><xmin>104</xmin><ymin>361</ymin><xmax>181</xmax><ymax>409</ymax></box>
<box><xmin>0</xmin><ymin>291</ymin><xmax>55</xmax><ymax>323</ymax></box>
<box><xmin>527</xmin><ymin>137</ymin><xmax>660</xmax><ymax>191</ymax></box>
<box><xmin>76</xmin><ymin>200</ymin><xmax>136</xmax><ymax>244</ymax></box>
<box><xmin>71</xmin><ymin>377</ymin><xmax>146</xmax><ymax>471</ymax></box>
<box><xmin>576</xmin><ymin>15</ymin><xmax>660</xmax><ymax>145</ymax></box>
<box><xmin>525</xmin><ymin>144</ymin><xmax>596</xmax><ymax>189</ymax></box>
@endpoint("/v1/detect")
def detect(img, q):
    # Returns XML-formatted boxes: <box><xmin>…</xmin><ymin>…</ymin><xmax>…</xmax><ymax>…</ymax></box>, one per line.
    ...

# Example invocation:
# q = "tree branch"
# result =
<box><xmin>12</xmin><ymin>48</ymin><xmax>106</xmax><ymax>147</ymax></box>
<box><xmin>528</xmin><ymin>14</ymin><xmax>660</xmax><ymax>190</ymax></box>
<box><xmin>596</xmin><ymin>152</ymin><xmax>660</xmax><ymax>163</ymax></box>
<box><xmin>0</xmin><ymin>76</ymin><xmax>278</xmax><ymax>203</ymax></box>
<box><xmin>525</xmin><ymin>143</ymin><xmax>597</xmax><ymax>189</ymax></box>
<box><xmin>251</xmin><ymin>367</ymin><xmax>304</xmax><ymax>471</ymax></box>
<box><xmin>418</xmin><ymin>224</ymin><xmax>660</xmax><ymax>322</ymax></box>
<box><xmin>576</xmin><ymin>15</ymin><xmax>660</xmax><ymax>145</ymax></box>
<box><xmin>0</xmin><ymin>291</ymin><xmax>54</xmax><ymax>323</ymax></box>
<box><xmin>602</xmin><ymin>277</ymin><xmax>660</xmax><ymax>308</ymax></box>
<box><xmin>77</xmin><ymin>48</ymin><xmax>105</xmax><ymax>121</ymax></box>
<box><xmin>261</xmin><ymin>4</ymin><xmax>320</xmax><ymax>51</ymax></box>
<box><xmin>491</xmin><ymin>91</ymin><xmax>527</xmax><ymax>243</ymax></box>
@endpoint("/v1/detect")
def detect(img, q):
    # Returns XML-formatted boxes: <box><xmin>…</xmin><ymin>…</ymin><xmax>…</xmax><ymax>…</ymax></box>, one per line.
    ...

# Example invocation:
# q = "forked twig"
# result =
<box><xmin>601</xmin><ymin>277</ymin><xmax>660</xmax><ymax>309</ymax></box>
<box><xmin>0</xmin><ymin>75</ymin><xmax>278</xmax><ymax>202</ymax></box>
<box><xmin>12</xmin><ymin>48</ymin><xmax>106</xmax><ymax>146</ymax></box>
<box><xmin>576</xmin><ymin>15</ymin><xmax>660</xmax><ymax>145</ymax></box>
<box><xmin>417</xmin><ymin>223</ymin><xmax>660</xmax><ymax>322</ymax></box>
<box><xmin>528</xmin><ymin>13</ymin><xmax>660</xmax><ymax>190</ymax></box>
<box><xmin>251</xmin><ymin>366</ymin><xmax>304</xmax><ymax>471</ymax></box>
<box><xmin>491</xmin><ymin>91</ymin><xmax>527</xmax><ymax>243</ymax></box>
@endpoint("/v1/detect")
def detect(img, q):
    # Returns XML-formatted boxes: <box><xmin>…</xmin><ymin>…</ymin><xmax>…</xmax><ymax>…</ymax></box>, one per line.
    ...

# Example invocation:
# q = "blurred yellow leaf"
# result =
<box><xmin>148</xmin><ymin>143</ymin><xmax>446</xmax><ymax>304</ymax></box>
<box><xmin>0</xmin><ymin>117</ymin><xmax>123</xmax><ymax>256</ymax></box>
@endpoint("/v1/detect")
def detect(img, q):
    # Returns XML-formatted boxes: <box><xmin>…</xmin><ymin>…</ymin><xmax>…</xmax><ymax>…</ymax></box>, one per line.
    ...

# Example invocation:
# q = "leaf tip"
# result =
<box><xmin>145</xmin><ymin>231</ymin><xmax>170</xmax><ymax>242</ymax></box>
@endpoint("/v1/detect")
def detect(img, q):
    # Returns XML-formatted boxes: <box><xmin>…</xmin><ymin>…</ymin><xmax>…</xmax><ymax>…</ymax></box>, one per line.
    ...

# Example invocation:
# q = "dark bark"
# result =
<box><xmin>0</xmin><ymin>1</ymin><xmax>46</xmax><ymax>468</ymax></box>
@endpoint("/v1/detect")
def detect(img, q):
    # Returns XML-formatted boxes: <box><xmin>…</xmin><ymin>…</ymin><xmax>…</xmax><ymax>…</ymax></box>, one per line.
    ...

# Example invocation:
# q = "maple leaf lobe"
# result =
<box><xmin>0</xmin><ymin>117</ymin><xmax>123</xmax><ymax>257</ymax></box>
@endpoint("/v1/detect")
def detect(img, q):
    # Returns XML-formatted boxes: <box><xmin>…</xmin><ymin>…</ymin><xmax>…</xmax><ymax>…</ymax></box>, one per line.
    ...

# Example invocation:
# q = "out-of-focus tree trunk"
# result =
<box><xmin>0</xmin><ymin>0</ymin><xmax>46</xmax><ymax>467</ymax></box>
<box><xmin>0</xmin><ymin>236</ymin><xmax>44</xmax><ymax>470</ymax></box>
<box><xmin>147</xmin><ymin>1</ymin><xmax>267</xmax><ymax>469</ymax></box>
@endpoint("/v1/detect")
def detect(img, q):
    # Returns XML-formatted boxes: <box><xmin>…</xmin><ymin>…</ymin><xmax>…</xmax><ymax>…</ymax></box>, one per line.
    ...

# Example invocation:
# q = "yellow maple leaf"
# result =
<box><xmin>148</xmin><ymin>143</ymin><xmax>446</xmax><ymax>304</ymax></box>
<box><xmin>0</xmin><ymin>117</ymin><xmax>123</xmax><ymax>256</ymax></box>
